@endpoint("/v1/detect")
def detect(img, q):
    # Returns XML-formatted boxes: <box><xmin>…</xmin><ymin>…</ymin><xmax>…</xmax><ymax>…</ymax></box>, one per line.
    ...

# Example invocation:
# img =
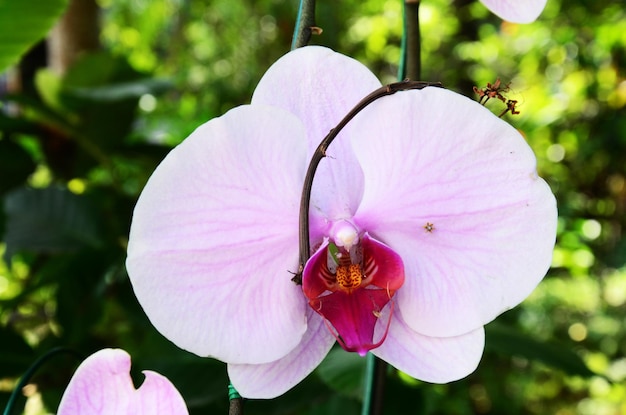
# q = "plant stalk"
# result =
<box><xmin>404</xmin><ymin>0</ymin><xmax>422</xmax><ymax>80</ymax></box>
<box><xmin>291</xmin><ymin>0</ymin><xmax>317</xmax><ymax>49</ymax></box>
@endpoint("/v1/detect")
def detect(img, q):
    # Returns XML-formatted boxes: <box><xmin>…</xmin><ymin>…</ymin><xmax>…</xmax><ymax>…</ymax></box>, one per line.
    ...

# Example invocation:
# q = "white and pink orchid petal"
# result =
<box><xmin>127</xmin><ymin>105</ymin><xmax>310</xmax><ymax>364</ymax></box>
<box><xmin>372</xmin><ymin>309</ymin><xmax>485</xmax><ymax>383</ymax></box>
<box><xmin>252</xmin><ymin>46</ymin><xmax>382</xmax><ymax>221</ymax></box>
<box><xmin>350</xmin><ymin>87</ymin><xmax>557</xmax><ymax>338</ymax></box>
<box><xmin>227</xmin><ymin>308</ymin><xmax>335</xmax><ymax>399</ymax></box>
<box><xmin>57</xmin><ymin>349</ymin><xmax>188</xmax><ymax>415</ymax></box>
<box><xmin>480</xmin><ymin>0</ymin><xmax>547</xmax><ymax>23</ymax></box>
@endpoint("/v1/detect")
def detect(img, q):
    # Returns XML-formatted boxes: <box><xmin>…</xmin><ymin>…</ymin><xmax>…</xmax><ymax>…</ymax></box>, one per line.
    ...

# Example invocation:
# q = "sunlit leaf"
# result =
<box><xmin>35</xmin><ymin>68</ymin><xmax>66</xmax><ymax>113</ymax></box>
<box><xmin>0</xmin><ymin>0</ymin><xmax>69</xmax><ymax>73</ymax></box>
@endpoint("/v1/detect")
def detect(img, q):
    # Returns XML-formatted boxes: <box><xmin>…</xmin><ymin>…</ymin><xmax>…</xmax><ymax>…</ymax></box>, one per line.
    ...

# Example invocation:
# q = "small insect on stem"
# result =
<box><xmin>290</xmin><ymin>265</ymin><xmax>304</xmax><ymax>284</ymax></box>
<box><xmin>423</xmin><ymin>222</ymin><xmax>435</xmax><ymax>233</ymax></box>
<box><xmin>473</xmin><ymin>78</ymin><xmax>510</xmax><ymax>105</ymax></box>
<box><xmin>499</xmin><ymin>99</ymin><xmax>521</xmax><ymax>118</ymax></box>
<box><xmin>474</xmin><ymin>78</ymin><xmax>521</xmax><ymax>118</ymax></box>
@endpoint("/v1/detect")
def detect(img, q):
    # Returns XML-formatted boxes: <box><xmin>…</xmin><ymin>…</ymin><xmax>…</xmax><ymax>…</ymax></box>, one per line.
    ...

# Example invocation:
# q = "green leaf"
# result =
<box><xmin>485</xmin><ymin>322</ymin><xmax>596</xmax><ymax>378</ymax></box>
<box><xmin>0</xmin><ymin>139</ymin><xmax>37</xmax><ymax>195</ymax></box>
<box><xmin>65</xmin><ymin>78</ymin><xmax>172</xmax><ymax>102</ymax></box>
<box><xmin>0</xmin><ymin>0</ymin><xmax>69</xmax><ymax>73</ymax></box>
<box><xmin>49</xmin><ymin>52</ymin><xmax>171</xmax><ymax>154</ymax></box>
<box><xmin>51</xmin><ymin>249</ymin><xmax>119</xmax><ymax>344</ymax></box>
<box><xmin>62</xmin><ymin>51</ymin><xmax>135</xmax><ymax>88</ymax></box>
<box><xmin>316</xmin><ymin>347</ymin><xmax>367</xmax><ymax>399</ymax></box>
<box><xmin>35</xmin><ymin>68</ymin><xmax>66</xmax><ymax>113</ymax></box>
<box><xmin>308</xmin><ymin>395</ymin><xmax>360</xmax><ymax>415</ymax></box>
<box><xmin>0</xmin><ymin>113</ymin><xmax>39</xmax><ymax>135</ymax></box>
<box><xmin>3</xmin><ymin>186</ymin><xmax>103</xmax><ymax>260</ymax></box>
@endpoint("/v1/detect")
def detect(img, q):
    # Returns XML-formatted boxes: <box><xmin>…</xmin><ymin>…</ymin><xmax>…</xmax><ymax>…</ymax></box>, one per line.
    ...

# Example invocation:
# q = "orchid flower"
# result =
<box><xmin>57</xmin><ymin>349</ymin><xmax>188</xmax><ymax>414</ymax></box>
<box><xmin>479</xmin><ymin>0</ymin><xmax>547</xmax><ymax>23</ymax></box>
<box><xmin>126</xmin><ymin>46</ymin><xmax>557</xmax><ymax>398</ymax></box>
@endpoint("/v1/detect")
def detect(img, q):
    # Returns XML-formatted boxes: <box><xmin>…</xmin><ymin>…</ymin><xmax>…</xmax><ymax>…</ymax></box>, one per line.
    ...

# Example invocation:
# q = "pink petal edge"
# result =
<box><xmin>57</xmin><ymin>349</ymin><xmax>188</xmax><ymax>415</ymax></box>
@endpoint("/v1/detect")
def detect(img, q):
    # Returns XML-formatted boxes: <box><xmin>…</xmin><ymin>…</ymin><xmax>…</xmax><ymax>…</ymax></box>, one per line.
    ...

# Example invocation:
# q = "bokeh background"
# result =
<box><xmin>1</xmin><ymin>0</ymin><xmax>625</xmax><ymax>413</ymax></box>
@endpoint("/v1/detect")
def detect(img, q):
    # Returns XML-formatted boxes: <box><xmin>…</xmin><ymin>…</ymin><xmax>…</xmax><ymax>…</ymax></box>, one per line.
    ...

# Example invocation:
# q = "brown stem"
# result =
<box><xmin>47</xmin><ymin>0</ymin><xmax>100</xmax><ymax>75</ymax></box>
<box><xmin>228</xmin><ymin>398</ymin><xmax>244</xmax><ymax>415</ymax></box>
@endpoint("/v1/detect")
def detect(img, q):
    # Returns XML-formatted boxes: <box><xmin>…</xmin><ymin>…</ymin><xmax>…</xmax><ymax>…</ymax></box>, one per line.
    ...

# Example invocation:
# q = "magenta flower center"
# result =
<box><xmin>302</xmin><ymin>221</ymin><xmax>405</xmax><ymax>356</ymax></box>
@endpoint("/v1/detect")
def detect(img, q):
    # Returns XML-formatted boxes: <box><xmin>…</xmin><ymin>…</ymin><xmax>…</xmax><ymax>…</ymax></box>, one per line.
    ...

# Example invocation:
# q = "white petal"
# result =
<box><xmin>480</xmin><ymin>0</ymin><xmax>547</xmax><ymax>23</ymax></box>
<box><xmin>252</xmin><ymin>46</ymin><xmax>382</xmax><ymax>220</ymax></box>
<box><xmin>228</xmin><ymin>308</ymin><xmax>335</xmax><ymax>398</ymax></box>
<box><xmin>373</xmin><ymin>310</ymin><xmax>485</xmax><ymax>383</ymax></box>
<box><xmin>349</xmin><ymin>87</ymin><xmax>557</xmax><ymax>337</ymax></box>
<box><xmin>127</xmin><ymin>105</ymin><xmax>310</xmax><ymax>364</ymax></box>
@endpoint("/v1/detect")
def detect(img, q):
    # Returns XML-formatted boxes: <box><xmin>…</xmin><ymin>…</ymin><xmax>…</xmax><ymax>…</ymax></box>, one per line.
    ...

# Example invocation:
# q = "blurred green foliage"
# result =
<box><xmin>0</xmin><ymin>0</ymin><xmax>69</xmax><ymax>73</ymax></box>
<box><xmin>1</xmin><ymin>0</ymin><xmax>625</xmax><ymax>414</ymax></box>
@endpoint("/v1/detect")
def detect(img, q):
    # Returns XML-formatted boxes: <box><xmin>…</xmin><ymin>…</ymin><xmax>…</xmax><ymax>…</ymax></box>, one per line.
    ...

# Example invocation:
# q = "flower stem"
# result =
<box><xmin>403</xmin><ymin>0</ymin><xmax>421</xmax><ymax>80</ymax></box>
<box><xmin>291</xmin><ymin>0</ymin><xmax>317</xmax><ymax>49</ymax></box>
<box><xmin>3</xmin><ymin>348</ymin><xmax>83</xmax><ymax>415</ymax></box>
<box><xmin>361</xmin><ymin>4</ymin><xmax>425</xmax><ymax>412</ymax></box>
<box><xmin>294</xmin><ymin>79</ymin><xmax>441</xmax><ymax>282</ymax></box>
<box><xmin>361</xmin><ymin>353</ymin><xmax>388</xmax><ymax>415</ymax></box>
<box><xmin>228</xmin><ymin>383</ymin><xmax>244</xmax><ymax>415</ymax></box>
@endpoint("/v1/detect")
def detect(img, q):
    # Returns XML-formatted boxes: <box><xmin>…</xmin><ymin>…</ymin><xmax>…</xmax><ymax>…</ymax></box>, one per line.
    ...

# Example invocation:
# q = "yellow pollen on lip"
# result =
<box><xmin>336</xmin><ymin>264</ymin><xmax>363</xmax><ymax>290</ymax></box>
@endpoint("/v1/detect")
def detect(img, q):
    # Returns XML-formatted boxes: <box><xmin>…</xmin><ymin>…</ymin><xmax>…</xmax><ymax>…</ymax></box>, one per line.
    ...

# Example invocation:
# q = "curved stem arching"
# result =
<box><xmin>294</xmin><ymin>80</ymin><xmax>441</xmax><ymax>284</ymax></box>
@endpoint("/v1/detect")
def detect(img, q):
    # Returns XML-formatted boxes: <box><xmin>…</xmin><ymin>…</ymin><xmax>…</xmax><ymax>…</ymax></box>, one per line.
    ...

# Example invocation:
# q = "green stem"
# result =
<box><xmin>291</xmin><ymin>0</ymin><xmax>317</xmax><ymax>49</ymax></box>
<box><xmin>361</xmin><ymin>353</ymin><xmax>388</xmax><ymax>415</ymax></box>
<box><xmin>364</xmin><ymin>3</ymin><xmax>423</xmax><ymax>414</ymax></box>
<box><xmin>3</xmin><ymin>348</ymin><xmax>83</xmax><ymax>415</ymax></box>
<box><xmin>404</xmin><ymin>0</ymin><xmax>422</xmax><ymax>80</ymax></box>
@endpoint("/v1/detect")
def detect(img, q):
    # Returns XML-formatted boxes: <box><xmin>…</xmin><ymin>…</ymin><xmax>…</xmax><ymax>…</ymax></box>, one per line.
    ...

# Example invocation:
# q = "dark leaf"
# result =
<box><xmin>316</xmin><ymin>347</ymin><xmax>367</xmax><ymax>399</ymax></box>
<box><xmin>51</xmin><ymin>249</ymin><xmax>114</xmax><ymax>343</ymax></box>
<box><xmin>0</xmin><ymin>139</ymin><xmax>37</xmax><ymax>195</ymax></box>
<box><xmin>485</xmin><ymin>322</ymin><xmax>596</xmax><ymax>378</ymax></box>
<box><xmin>3</xmin><ymin>186</ymin><xmax>103</xmax><ymax>260</ymax></box>
<box><xmin>0</xmin><ymin>326</ymin><xmax>34</xmax><ymax>377</ymax></box>
<box><xmin>0</xmin><ymin>113</ymin><xmax>39</xmax><ymax>135</ymax></box>
<box><xmin>65</xmin><ymin>78</ymin><xmax>172</xmax><ymax>103</ymax></box>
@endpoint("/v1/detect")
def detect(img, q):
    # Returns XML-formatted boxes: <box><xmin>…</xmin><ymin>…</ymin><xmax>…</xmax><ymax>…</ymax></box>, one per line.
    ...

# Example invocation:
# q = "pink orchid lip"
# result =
<box><xmin>314</xmin><ymin>289</ymin><xmax>396</xmax><ymax>356</ymax></box>
<box><xmin>302</xmin><ymin>232</ymin><xmax>405</xmax><ymax>355</ymax></box>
